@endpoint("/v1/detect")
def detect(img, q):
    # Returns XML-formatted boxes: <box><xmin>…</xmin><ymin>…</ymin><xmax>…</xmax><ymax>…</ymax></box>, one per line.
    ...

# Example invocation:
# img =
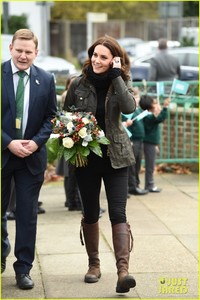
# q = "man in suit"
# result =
<box><xmin>1</xmin><ymin>29</ymin><xmax>57</xmax><ymax>289</ymax></box>
<box><xmin>148</xmin><ymin>38</ymin><xmax>181</xmax><ymax>81</ymax></box>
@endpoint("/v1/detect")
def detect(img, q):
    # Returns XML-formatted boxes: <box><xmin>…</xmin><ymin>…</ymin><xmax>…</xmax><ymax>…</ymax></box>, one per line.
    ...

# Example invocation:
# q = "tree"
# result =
<box><xmin>183</xmin><ymin>1</ymin><xmax>199</xmax><ymax>17</ymax></box>
<box><xmin>51</xmin><ymin>1</ymin><xmax>158</xmax><ymax>21</ymax></box>
<box><xmin>1</xmin><ymin>14</ymin><xmax>29</xmax><ymax>34</ymax></box>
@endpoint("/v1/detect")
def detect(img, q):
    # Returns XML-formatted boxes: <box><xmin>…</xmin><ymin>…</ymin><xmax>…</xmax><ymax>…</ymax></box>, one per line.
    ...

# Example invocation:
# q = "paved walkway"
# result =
<box><xmin>2</xmin><ymin>172</ymin><xmax>199</xmax><ymax>299</ymax></box>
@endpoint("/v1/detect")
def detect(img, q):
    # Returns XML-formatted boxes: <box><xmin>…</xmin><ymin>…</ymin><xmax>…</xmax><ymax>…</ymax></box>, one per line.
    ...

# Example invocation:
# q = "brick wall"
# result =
<box><xmin>160</xmin><ymin>107</ymin><xmax>198</xmax><ymax>161</ymax></box>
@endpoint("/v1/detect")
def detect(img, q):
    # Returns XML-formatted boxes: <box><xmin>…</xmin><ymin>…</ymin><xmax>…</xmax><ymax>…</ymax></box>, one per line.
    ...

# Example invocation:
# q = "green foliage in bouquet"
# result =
<box><xmin>47</xmin><ymin>109</ymin><xmax>110</xmax><ymax>167</ymax></box>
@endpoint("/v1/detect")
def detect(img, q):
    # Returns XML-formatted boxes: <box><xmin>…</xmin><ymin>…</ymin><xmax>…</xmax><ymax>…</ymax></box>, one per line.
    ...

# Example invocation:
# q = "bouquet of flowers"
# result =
<box><xmin>47</xmin><ymin>108</ymin><xmax>110</xmax><ymax>167</ymax></box>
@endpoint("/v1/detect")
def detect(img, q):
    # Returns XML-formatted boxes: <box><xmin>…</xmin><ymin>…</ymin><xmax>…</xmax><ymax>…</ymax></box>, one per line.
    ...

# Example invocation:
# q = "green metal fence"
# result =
<box><xmin>132</xmin><ymin>81</ymin><xmax>199</xmax><ymax>163</ymax></box>
<box><xmin>56</xmin><ymin>80</ymin><xmax>199</xmax><ymax>164</ymax></box>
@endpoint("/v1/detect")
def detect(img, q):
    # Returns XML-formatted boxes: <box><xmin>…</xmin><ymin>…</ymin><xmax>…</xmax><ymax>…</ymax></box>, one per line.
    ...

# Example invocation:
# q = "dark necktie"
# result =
<box><xmin>16</xmin><ymin>71</ymin><xmax>26</xmax><ymax>139</ymax></box>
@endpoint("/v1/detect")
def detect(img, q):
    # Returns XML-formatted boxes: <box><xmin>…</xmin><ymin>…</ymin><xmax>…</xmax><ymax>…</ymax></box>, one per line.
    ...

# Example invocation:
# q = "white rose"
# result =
<box><xmin>66</xmin><ymin>121</ymin><xmax>74</xmax><ymax>132</ymax></box>
<box><xmin>62</xmin><ymin>137</ymin><xmax>74</xmax><ymax>149</ymax></box>
<box><xmin>84</xmin><ymin>134</ymin><xmax>93</xmax><ymax>142</ymax></box>
<box><xmin>82</xmin><ymin>140</ymin><xmax>88</xmax><ymax>147</ymax></box>
<box><xmin>65</xmin><ymin>112</ymin><xmax>73</xmax><ymax>118</ymax></box>
<box><xmin>78</xmin><ymin>127</ymin><xmax>87</xmax><ymax>138</ymax></box>
<box><xmin>60</xmin><ymin>112</ymin><xmax>72</xmax><ymax>122</ymax></box>
<box><xmin>56</xmin><ymin>120</ymin><xmax>61</xmax><ymax>126</ymax></box>
<box><xmin>98</xmin><ymin>130</ymin><xmax>105</xmax><ymax>138</ymax></box>
<box><xmin>82</xmin><ymin>117</ymin><xmax>90</xmax><ymax>125</ymax></box>
<box><xmin>82</xmin><ymin>134</ymin><xmax>93</xmax><ymax>147</ymax></box>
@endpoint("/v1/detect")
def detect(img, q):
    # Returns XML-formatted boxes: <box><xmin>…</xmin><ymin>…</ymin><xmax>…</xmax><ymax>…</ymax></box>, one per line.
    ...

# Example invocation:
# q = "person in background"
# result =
<box><xmin>64</xmin><ymin>35</ymin><xmax>136</xmax><ymax>294</ymax></box>
<box><xmin>56</xmin><ymin>157</ymin><xmax>83</xmax><ymax>211</ymax></box>
<box><xmin>122</xmin><ymin>87</ymin><xmax>148</xmax><ymax>196</ymax></box>
<box><xmin>6</xmin><ymin>178</ymin><xmax>17</xmax><ymax>220</ymax></box>
<box><xmin>139</xmin><ymin>95</ymin><xmax>170</xmax><ymax>192</ymax></box>
<box><xmin>56</xmin><ymin>75</ymin><xmax>83</xmax><ymax>211</ymax></box>
<box><xmin>1</xmin><ymin>29</ymin><xmax>57</xmax><ymax>289</ymax></box>
<box><xmin>148</xmin><ymin>38</ymin><xmax>181</xmax><ymax>82</ymax></box>
<box><xmin>6</xmin><ymin>178</ymin><xmax>45</xmax><ymax>220</ymax></box>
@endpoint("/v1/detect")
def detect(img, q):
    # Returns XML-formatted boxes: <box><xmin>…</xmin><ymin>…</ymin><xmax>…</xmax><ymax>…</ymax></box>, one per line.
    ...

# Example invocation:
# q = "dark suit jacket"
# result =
<box><xmin>148</xmin><ymin>50</ymin><xmax>181</xmax><ymax>81</ymax></box>
<box><xmin>2</xmin><ymin>60</ymin><xmax>57</xmax><ymax>175</ymax></box>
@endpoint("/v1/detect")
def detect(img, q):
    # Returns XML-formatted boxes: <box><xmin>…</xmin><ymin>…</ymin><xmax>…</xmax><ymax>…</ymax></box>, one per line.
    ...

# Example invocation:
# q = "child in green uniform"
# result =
<box><xmin>139</xmin><ymin>95</ymin><xmax>170</xmax><ymax>192</ymax></box>
<box><xmin>122</xmin><ymin>89</ymin><xmax>148</xmax><ymax>195</ymax></box>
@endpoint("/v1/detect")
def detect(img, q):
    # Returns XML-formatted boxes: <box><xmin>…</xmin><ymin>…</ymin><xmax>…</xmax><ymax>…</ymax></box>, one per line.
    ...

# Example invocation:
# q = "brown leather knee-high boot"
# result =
<box><xmin>80</xmin><ymin>218</ymin><xmax>101</xmax><ymax>283</ymax></box>
<box><xmin>112</xmin><ymin>223</ymin><xmax>136</xmax><ymax>293</ymax></box>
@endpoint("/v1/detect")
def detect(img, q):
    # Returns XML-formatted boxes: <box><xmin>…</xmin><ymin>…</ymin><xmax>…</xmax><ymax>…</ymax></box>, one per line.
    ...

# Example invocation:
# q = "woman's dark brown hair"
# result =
<box><xmin>82</xmin><ymin>35</ymin><xmax>131</xmax><ymax>81</ymax></box>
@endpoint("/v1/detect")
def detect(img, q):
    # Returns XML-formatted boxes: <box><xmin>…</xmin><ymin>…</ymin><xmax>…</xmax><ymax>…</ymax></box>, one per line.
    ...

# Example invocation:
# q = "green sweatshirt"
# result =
<box><xmin>143</xmin><ymin>108</ymin><xmax>168</xmax><ymax>145</ymax></box>
<box><xmin>121</xmin><ymin>108</ymin><xmax>145</xmax><ymax>141</ymax></box>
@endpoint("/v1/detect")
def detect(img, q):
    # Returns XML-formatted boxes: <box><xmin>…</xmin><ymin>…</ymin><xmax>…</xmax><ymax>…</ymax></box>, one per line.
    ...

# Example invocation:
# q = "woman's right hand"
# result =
<box><xmin>112</xmin><ymin>57</ymin><xmax>121</xmax><ymax>69</ymax></box>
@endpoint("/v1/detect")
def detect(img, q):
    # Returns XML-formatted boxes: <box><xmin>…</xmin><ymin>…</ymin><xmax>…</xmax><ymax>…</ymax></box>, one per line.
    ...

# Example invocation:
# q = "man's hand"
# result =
<box><xmin>8</xmin><ymin>140</ymin><xmax>33</xmax><ymax>158</ymax></box>
<box><xmin>7</xmin><ymin>140</ymin><xmax>38</xmax><ymax>158</ymax></box>
<box><xmin>23</xmin><ymin>140</ymin><xmax>38</xmax><ymax>153</ymax></box>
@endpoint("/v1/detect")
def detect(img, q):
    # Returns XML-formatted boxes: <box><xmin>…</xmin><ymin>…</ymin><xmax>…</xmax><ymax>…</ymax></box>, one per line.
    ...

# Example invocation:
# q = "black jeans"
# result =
<box><xmin>75</xmin><ymin>153</ymin><xmax>128</xmax><ymax>225</ymax></box>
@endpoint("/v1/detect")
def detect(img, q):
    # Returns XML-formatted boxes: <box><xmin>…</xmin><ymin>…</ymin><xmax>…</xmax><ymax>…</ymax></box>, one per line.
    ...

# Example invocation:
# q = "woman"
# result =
<box><xmin>64</xmin><ymin>35</ymin><xmax>136</xmax><ymax>293</ymax></box>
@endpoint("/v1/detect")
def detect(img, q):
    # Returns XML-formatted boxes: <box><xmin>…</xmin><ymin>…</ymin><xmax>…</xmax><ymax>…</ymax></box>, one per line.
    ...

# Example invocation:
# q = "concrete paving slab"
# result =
<box><xmin>42</xmin><ymin>273</ymin><xmax>139</xmax><ymax>299</ymax></box>
<box><xmin>1</xmin><ymin>173</ymin><xmax>198</xmax><ymax>299</ymax></box>
<box><xmin>135</xmin><ymin>272</ymin><xmax>198</xmax><ymax>299</ymax></box>
<box><xmin>176</xmin><ymin>234</ymin><xmax>199</xmax><ymax>258</ymax></box>
<box><xmin>132</xmin><ymin>235</ymin><xmax>198</xmax><ymax>273</ymax></box>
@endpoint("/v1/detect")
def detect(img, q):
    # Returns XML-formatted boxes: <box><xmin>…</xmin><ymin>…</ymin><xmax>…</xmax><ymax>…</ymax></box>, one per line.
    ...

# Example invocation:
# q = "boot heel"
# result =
<box><xmin>116</xmin><ymin>275</ymin><xmax>136</xmax><ymax>293</ymax></box>
<box><xmin>85</xmin><ymin>269</ymin><xmax>101</xmax><ymax>283</ymax></box>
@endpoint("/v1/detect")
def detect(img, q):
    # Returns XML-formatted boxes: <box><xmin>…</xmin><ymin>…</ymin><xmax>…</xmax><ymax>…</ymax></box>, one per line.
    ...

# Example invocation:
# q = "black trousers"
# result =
<box><xmin>128</xmin><ymin>140</ymin><xmax>143</xmax><ymax>191</ymax></box>
<box><xmin>75</xmin><ymin>152</ymin><xmax>128</xmax><ymax>225</ymax></box>
<box><xmin>143</xmin><ymin>142</ymin><xmax>157</xmax><ymax>190</ymax></box>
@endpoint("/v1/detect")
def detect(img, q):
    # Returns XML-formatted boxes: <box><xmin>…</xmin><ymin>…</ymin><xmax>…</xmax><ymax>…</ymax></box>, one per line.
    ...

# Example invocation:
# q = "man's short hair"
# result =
<box><xmin>12</xmin><ymin>29</ymin><xmax>38</xmax><ymax>49</ymax></box>
<box><xmin>158</xmin><ymin>38</ymin><xmax>167</xmax><ymax>50</ymax></box>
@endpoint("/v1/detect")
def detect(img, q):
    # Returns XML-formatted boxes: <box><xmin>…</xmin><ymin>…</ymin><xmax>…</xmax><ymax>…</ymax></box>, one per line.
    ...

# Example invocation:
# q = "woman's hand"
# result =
<box><xmin>112</xmin><ymin>57</ymin><xmax>121</xmax><ymax>69</ymax></box>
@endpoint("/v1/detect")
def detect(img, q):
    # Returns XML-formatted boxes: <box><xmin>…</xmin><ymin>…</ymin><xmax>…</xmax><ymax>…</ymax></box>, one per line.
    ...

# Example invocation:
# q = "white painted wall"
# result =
<box><xmin>3</xmin><ymin>1</ymin><xmax>52</xmax><ymax>54</ymax></box>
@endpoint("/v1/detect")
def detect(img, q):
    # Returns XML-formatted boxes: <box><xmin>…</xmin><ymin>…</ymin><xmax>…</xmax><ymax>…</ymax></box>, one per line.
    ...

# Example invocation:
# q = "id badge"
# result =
<box><xmin>16</xmin><ymin>118</ymin><xmax>21</xmax><ymax>129</ymax></box>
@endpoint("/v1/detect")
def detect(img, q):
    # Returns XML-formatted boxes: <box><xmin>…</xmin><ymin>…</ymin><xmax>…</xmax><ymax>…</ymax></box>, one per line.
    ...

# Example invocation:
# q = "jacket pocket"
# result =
<box><xmin>74</xmin><ymin>89</ymin><xmax>90</xmax><ymax>110</ymax></box>
<box><xmin>110</xmin><ymin>133</ymin><xmax>130</xmax><ymax>157</ymax></box>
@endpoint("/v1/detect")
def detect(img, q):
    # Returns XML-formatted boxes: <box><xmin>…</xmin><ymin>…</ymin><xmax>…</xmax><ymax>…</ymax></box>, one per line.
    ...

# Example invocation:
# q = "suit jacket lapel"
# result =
<box><xmin>3</xmin><ymin>61</ymin><xmax>16</xmax><ymax>121</ymax></box>
<box><xmin>28</xmin><ymin>65</ymin><xmax>40</xmax><ymax>113</ymax></box>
